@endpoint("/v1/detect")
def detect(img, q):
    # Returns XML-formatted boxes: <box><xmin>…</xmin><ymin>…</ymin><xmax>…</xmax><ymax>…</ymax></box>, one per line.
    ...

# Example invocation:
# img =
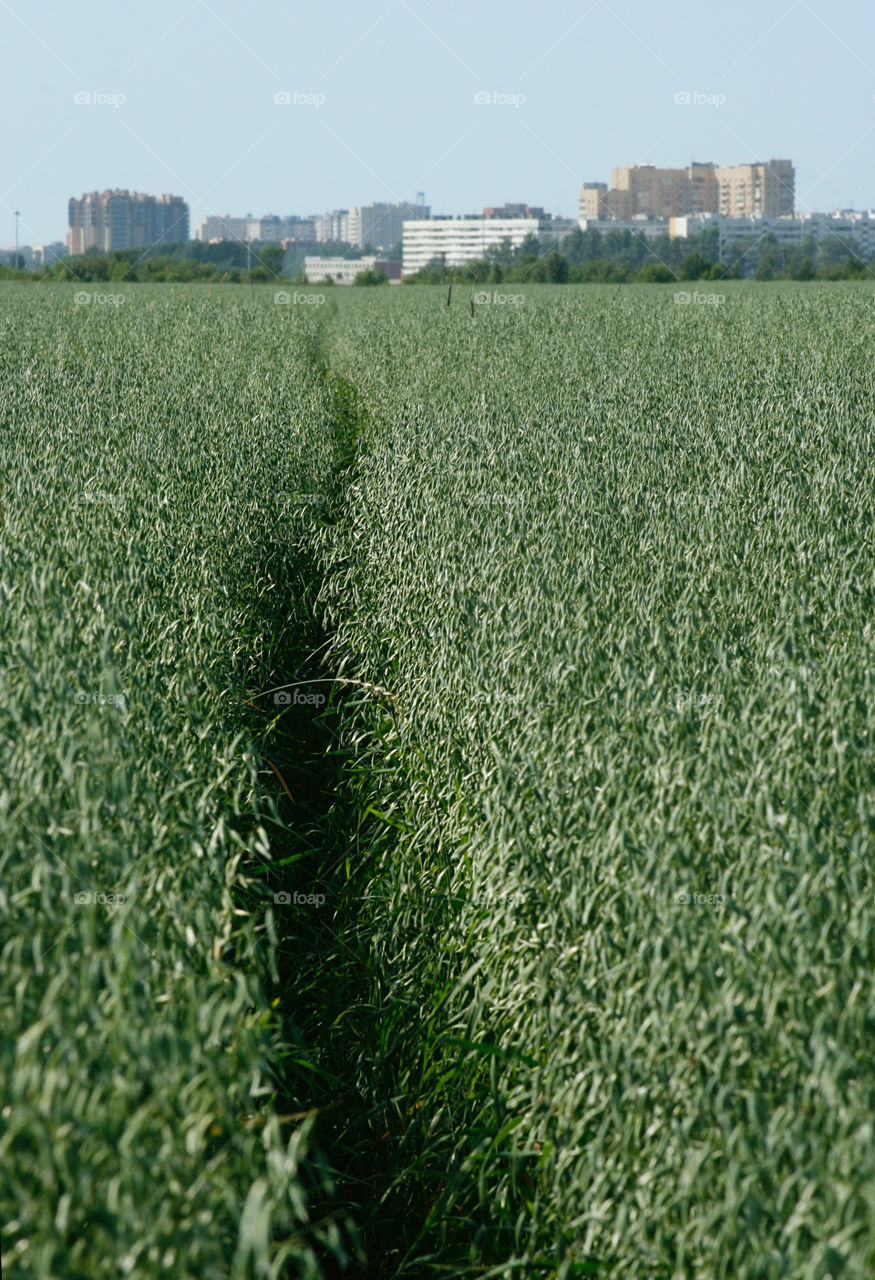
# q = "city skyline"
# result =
<box><xmin>3</xmin><ymin>0</ymin><xmax>875</xmax><ymax>247</ymax></box>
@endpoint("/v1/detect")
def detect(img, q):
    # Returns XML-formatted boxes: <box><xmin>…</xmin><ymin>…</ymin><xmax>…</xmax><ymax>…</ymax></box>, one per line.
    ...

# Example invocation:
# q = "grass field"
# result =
<box><xmin>3</xmin><ymin>281</ymin><xmax>875</xmax><ymax>1279</ymax></box>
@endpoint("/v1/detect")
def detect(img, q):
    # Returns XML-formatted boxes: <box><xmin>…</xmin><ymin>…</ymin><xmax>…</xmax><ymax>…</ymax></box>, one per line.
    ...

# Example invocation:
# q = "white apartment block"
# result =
<box><xmin>303</xmin><ymin>255</ymin><xmax>377</xmax><ymax>284</ymax></box>
<box><xmin>402</xmin><ymin>216</ymin><xmax>575</xmax><ymax>274</ymax></box>
<box><xmin>577</xmin><ymin>215</ymin><xmax>673</xmax><ymax>239</ymax></box>
<box><xmin>671</xmin><ymin>211</ymin><xmax>875</xmax><ymax>259</ymax></box>
<box><xmin>574</xmin><ymin>210</ymin><xmax>875</xmax><ymax>263</ymax></box>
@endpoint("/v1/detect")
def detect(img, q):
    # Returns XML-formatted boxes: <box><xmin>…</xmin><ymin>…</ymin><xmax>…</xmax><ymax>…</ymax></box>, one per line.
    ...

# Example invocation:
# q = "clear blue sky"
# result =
<box><xmin>3</xmin><ymin>0</ymin><xmax>875</xmax><ymax>246</ymax></box>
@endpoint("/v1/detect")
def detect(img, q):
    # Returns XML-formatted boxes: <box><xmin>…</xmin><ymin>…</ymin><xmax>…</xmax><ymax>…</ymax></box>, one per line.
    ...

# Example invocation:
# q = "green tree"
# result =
<box><xmin>353</xmin><ymin>267</ymin><xmax>389</xmax><ymax>285</ymax></box>
<box><xmin>754</xmin><ymin>249</ymin><xmax>776</xmax><ymax>281</ymax></box>
<box><xmin>678</xmin><ymin>249</ymin><xmax>712</xmax><ymax>281</ymax></box>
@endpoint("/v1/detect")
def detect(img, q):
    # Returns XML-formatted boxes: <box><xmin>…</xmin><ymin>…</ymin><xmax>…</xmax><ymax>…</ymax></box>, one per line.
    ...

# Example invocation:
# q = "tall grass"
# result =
<box><xmin>0</xmin><ymin>284</ymin><xmax>351</xmax><ymax>1278</ymax></box>
<box><xmin>5</xmin><ymin>281</ymin><xmax>875</xmax><ymax>1279</ymax></box>
<box><xmin>313</xmin><ymin>282</ymin><xmax>875</xmax><ymax>1278</ymax></box>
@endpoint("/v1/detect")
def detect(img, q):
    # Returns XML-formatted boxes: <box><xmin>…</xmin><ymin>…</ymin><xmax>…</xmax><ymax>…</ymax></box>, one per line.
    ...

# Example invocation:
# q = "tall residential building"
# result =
<box><xmin>347</xmin><ymin>202</ymin><xmax>431</xmax><ymax>250</ymax></box>
<box><xmin>715</xmin><ymin>161</ymin><xmax>794</xmax><ymax>218</ymax></box>
<box><xmin>314</xmin><ymin>210</ymin><xmax>350</xmax><ymax>242</ymax></box>
<box><xmin>68</xmin><ymin>190</ymin><xmax>189</xmax><ymax>254</ymax></box>
<box><xmin>402</xmin><ymin>216</ymin><xmax>576</xmax><ymax>275</ymax></box>
<box><xmin>579</xmin><ymin>160</ymin><xmax>794</xmax><ymax>222</ymax></box>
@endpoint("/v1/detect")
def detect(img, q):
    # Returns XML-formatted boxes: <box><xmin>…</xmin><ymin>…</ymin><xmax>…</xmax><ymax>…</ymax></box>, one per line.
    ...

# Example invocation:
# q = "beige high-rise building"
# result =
<box><xmin>579</xmin><ymin>160</ymin><xmax>794</xmax><ymax>223</ymax></box>
<box><xmin>68</xmin><ymin>190</ymin><xmax>189</xmax><ymax>254</ymax></box>
<box><xmin>714</xmin><ymin>161</ymin><xmax>794</xmax><ymax>218</ymax></box>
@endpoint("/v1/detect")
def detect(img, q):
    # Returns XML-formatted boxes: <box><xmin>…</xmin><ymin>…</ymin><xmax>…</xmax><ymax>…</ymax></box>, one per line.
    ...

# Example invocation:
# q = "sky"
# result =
<box><xmin>3</xmin><ymin>0</ymin><xmax>875</xmax><ymax>247</ymax></box>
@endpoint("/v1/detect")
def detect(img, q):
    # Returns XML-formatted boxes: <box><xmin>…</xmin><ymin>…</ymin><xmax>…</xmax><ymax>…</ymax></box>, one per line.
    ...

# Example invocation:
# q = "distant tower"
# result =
<box><xmin>416</xmin><ymin>192</ymin><xmax>425</xmax><ymax>206</ymax></box>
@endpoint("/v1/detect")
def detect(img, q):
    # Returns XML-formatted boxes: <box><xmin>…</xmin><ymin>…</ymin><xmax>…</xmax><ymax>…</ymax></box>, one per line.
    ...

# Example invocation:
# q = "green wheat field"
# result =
<box><xmin>2</xmin><ymin>280</ymin><xmax>875</xmax><ymax>1279</ymax></box>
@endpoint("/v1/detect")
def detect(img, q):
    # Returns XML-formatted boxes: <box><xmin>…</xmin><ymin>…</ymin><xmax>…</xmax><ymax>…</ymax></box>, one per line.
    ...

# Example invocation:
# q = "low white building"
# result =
<box><xmin>577</xmin><ymin>215</ymin><xmax>673</xmax><ymax>240</ymax></box>
<box><xmin>303</xmin><ymin>255</ymin><xmax>377</xmax><ymax>284</ymax></box>
<box><xmin>671</xmin><ymin>211</ymin><xmax>875</xmax><ymax>260</ymax></box>
<box><xmin>402</xmin><ymin>216</ymin><xmax>576</xmax><ymax>274</ymax></box>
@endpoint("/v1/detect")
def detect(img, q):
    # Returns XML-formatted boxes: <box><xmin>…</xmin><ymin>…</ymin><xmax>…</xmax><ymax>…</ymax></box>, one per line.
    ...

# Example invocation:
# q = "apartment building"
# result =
<box><xmin>194</xmin><ymin>214</ymin><xmax>319</xmax><ymax>243</ymax></box>
<box><xmin>671</xmin><ymin>210</ymin><xmax>875</xmax><ymax>259</ymax></box>
<box><xmin>580</xmin><ymin>160</ymin><xmax>795</xmax><ymax>222</ymax></box>
<box><xmin>68</xmin><ymin>191</ymin><xmax>189</xmax><ymax>253</ymax></box>
<box><xmin>402</xmin><ymin>215</ymin><xmax>576</xmax><ymax>274</ymax></box>
<box><xmin>347</xmin><ymin>202</ymin><xmax>431</xmax><ymax>250</ymax></box>
<box><xmin>313</xmin><ymin>210</ymin><xmax>349</xmax><ymax>242</ymax></box>
<box><xmin>32</xmin><ymin>242</ymin><xmax>68</xmax><ymax>266</ymax></box>
<box><xmin>576</xmin><ymin>214</ymin><xmax>674</xmax><ymax>239</ymax></box>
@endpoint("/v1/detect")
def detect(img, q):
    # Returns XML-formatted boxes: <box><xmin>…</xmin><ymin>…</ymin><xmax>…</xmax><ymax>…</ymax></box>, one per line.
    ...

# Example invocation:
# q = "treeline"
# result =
<box><xmin>3</xmin><ymin>242</ymin><xmax>287</xmax><ymax>283</ymax></box>
<box><xmin>2</xmin><ymin>227</ymin><xmax>872</xmax><ymax>285</ymax></box>
<box><xmin>0</xmin><ymin>237</ymin><xmax>399</xmax><ymax>285</ymax></box>
<box><xmin>403</xmin><ymin>227</ymin><xmax>875</xmax><ymax>284</ymax></box>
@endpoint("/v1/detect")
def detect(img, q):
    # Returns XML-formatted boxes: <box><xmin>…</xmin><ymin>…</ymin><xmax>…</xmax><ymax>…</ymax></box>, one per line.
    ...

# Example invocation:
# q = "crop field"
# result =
<box><xmin>3</xmin><ymin>280</ymin><xmax>875</xmax><ymax>1279</ymax></box>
